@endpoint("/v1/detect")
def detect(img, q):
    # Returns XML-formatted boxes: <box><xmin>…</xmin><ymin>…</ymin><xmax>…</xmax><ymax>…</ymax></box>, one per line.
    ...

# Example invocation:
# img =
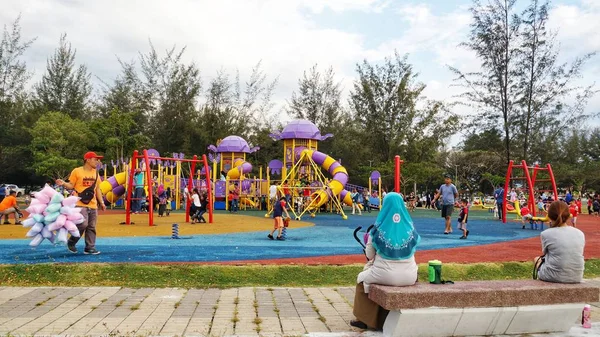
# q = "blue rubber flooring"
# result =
<box><xmin>0</xmin><ymin>211</ymin><xmax>540</xmax><ymax>264</ymax></box>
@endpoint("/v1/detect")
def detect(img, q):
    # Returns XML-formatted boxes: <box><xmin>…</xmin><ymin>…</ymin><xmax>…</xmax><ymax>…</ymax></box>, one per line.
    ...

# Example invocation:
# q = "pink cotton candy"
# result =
<box><xmin>67</xmin><ymin>213</ymin><xmax>84</xmax><ymax>224</ymax></box>
<box><xmin>30</xmin><ymin>198</ymin><xmax>41</xmax><ymax>206</ymax></box>
<box><xmin>26</xmin><ymin>204</ymin><xmax>46</xmax><ymax>214</ymax></box>
<box><xmin>29</xmin><ymin>234</ymin><xmax>44</xmax><ymax>247</ymax></box>
<box><xmin>64</xmin><ymin>221</ymin><xmax>78</xmax><ymax>233</ymax></box>
<box><xmin>33</xmin><ymin>192</ymin><xmax>50</xmax><ymax>204</ymax></box>
<box><xmin>46</xmin><ymin>221</ymin><xmax>62</xmax><ymax>232</ymax></box>
<box><xmin>40</xmin><ymin>184</ymin><xmax>57</xmax><ymax>199</ymax></box>
<box><xmin>61</xmin><ymin>196</ymin><xmax>79</xmax><ymax>207</ymax></box>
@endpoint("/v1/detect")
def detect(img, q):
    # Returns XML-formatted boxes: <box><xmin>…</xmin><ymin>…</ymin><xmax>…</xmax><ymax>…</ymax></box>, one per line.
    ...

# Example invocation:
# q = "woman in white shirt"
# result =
<box><xmin>351</xmin><ymin>192</ymin><xmax>421</xmax><ymax>330</ymax></box>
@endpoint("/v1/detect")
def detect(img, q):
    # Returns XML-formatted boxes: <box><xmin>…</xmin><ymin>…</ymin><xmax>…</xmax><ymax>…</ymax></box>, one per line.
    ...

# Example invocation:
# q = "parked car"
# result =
<box><xmin>1</xmin><ymin>184</ymin><xmax>26</xmax><ymax>197</ymax></box>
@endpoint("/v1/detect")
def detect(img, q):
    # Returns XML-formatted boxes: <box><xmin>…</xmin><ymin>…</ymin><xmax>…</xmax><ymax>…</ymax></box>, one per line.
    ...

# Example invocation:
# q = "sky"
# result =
<box><xmin>2</xmin><ymin>0</ymin><xmax>599</xmax><ymax>136</ymax></box>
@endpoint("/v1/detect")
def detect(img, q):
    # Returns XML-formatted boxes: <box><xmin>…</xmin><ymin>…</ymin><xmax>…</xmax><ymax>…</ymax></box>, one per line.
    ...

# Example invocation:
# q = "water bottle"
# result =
<box><xmin>428</xmin><ymin>260</ymin><xmax>442</xmax><ymax>284</ymax></box>
<box><xmin>582</xmin><ymin>304</ymin><xmax>592</xmax><ymax>328</ymax></box>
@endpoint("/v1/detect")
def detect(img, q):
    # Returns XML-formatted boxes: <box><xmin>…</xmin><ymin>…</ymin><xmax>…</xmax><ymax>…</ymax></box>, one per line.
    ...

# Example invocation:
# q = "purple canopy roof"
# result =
<box><xmin>208</xmin><ymin>136</ymin><xmax>259</xmax><ymax>153</ymax></box>
<box><xmin>270</xmin><ymin>120</ymin><xmax>333</xmax><ymax>141</ymax></box>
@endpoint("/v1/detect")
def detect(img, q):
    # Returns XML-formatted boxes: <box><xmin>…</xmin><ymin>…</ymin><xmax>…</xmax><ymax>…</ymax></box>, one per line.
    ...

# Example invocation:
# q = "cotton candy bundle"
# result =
<box><xmin>22</xmin><ymin>184</ymin><xmax>81</xmax><ymax>247</ymax></box>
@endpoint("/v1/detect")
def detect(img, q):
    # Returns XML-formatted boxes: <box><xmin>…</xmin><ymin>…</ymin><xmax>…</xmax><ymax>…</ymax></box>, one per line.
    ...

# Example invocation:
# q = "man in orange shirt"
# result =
<box><xmin>56</xmin><ymin>151</ymin><xmax>106</xmax><ymax>255</ymax></box>
<box><xmin>0</xmin><ymin>190</ymin><xmax>21</xmax><ymax>225</ymax></box>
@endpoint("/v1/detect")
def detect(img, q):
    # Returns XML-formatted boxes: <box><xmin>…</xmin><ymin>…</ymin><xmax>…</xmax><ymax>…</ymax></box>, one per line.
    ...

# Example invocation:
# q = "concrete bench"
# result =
<box><xmin>369</xmin><ymin>280</ymin><xmax>600</xmax><ymax>337</ymax></box>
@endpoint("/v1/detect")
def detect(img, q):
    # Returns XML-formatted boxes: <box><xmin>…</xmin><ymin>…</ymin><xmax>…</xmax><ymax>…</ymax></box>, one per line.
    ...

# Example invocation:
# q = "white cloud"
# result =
<box><xmin>0</xmin><ymin>0</ymin><xmax>597</xmax><ymax>131</ymax></box>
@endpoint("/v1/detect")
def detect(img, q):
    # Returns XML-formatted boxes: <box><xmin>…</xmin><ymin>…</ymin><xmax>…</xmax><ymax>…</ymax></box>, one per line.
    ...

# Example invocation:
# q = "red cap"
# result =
<box><xmin>84</xmin><ymin>151</ymin><xmax>104</xmax><ymax>160</ymax></box>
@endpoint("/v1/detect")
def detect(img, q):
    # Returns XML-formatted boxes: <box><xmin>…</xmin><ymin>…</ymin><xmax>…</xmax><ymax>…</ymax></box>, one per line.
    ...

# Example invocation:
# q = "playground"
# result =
<box><xmin>3</xmin><ymin>119</ymin><xmax>598</xmax><ymax>266</ymax></box>
<box><xmin>3</xmin><ymin>207</ymin><xmax>600</xmax><ymax>265</ymax></box>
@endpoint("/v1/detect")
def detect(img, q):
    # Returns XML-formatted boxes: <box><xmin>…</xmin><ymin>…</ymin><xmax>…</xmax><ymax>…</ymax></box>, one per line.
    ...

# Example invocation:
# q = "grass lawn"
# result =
<box><xmin>2</xmin><ymin>260</ymin><xmax>600</xmax><ymax>288</ymax></box>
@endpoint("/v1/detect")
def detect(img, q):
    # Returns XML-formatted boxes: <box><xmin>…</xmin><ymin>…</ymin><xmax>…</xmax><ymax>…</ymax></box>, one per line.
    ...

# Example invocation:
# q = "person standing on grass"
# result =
<box><xmin>56</xmin><ymin>151</ymin><xmax>106</xmax><ymax>255</ymax></box>
<box><xmin>432</xmin><ymin>175</ymin><xmax>458</xmax><ymax>235</ymax></box>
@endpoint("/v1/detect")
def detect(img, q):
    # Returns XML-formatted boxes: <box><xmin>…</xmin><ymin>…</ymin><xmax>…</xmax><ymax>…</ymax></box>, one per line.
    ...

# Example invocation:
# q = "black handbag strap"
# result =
<box><xmin>533</xmin><ymin>255</ymin><xmax>545</xmax><ymax>280</ymax></box>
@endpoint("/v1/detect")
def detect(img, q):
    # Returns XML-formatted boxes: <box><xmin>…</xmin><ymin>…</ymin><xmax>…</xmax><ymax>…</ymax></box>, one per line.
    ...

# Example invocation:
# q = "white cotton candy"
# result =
<box><xmin>29</xmin><ymin>234</ymin><xmax>44</xmax><ymax>247</ymax></box>
<box><xmin>21</xmin><ymin>218</ymin><xmax>36</xmax><ymax>228</ymax></box>
<box><xmin>61</xmin><ymin>196</ymin><xmax>79</xmax><ymax>207</ymax></box>
<box><xmin>26</xmin><ymin>223</ymin><xmax>44</xmax><ymax>237</ymax></box>
<box><xmin>41</xmin><ymin>226</ymin><xmax>53</xmax><ymax>239</ymax></box>
<box><xmin>56</xmin><ymin>228</ymin><xmax>68</xmax><ymax>244</ymax></box>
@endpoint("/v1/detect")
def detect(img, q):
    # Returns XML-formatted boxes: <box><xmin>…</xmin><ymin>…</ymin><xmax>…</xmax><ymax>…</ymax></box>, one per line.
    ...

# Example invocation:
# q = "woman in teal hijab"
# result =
<box><xmin>350</xmin><ymin>192</ymin><xmax>421</xmax><ymax>330</ymax></box>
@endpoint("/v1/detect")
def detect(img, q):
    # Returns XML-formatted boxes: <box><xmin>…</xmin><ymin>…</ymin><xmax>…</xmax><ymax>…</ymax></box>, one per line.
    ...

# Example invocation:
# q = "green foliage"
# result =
<box><xmin>350</xmin><ymin>52</ymin><xmax>458</xmax><ymax>163</ymax></box>
<box><xmin>29</xmin><ymin>111</ymin><xmax>97</xmax><ymax>178</ymax></box>
<box><xmin>34</xmin><ymin>34</ymin><xmax>91</xmax><ymax>119</ymax></box>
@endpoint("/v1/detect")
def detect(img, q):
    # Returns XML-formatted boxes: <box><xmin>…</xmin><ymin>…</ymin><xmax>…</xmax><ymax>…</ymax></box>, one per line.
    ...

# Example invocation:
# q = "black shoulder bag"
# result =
<box><xmin>533</xmin><ymin>255</ymin><xmax>546</xmax><ymax>280</ymax></box>
<box><xmin>78</xmin><ymin>170</ymin><xmax>99</xmax><ymax>205</ymax></box>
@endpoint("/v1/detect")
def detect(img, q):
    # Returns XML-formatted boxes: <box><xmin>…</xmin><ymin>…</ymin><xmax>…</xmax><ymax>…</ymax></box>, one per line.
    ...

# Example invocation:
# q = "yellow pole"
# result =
<box><xmin>176</xmin><ymin>161</ymin><xmax>181</xmax><ymax>210</ymax></box>
<box><xmin>378</xmin><ymin>177</ymin><xmax>382</xmax><ymax>208</ymax></box>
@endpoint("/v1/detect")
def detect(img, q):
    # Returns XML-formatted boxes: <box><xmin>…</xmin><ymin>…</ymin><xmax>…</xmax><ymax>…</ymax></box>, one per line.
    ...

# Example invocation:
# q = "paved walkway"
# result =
<box><xmin>0</xmin><ymin>286</ymin><xmax>599</xmax><ymax>337</ymax></box>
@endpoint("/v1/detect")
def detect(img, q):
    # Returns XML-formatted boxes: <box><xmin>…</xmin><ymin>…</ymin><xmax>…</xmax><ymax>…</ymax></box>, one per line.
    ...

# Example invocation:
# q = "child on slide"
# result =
<box><xmin>268</xmin><ymin>196</ymin><xmax>291</xmax><ymax>241</ymax></box>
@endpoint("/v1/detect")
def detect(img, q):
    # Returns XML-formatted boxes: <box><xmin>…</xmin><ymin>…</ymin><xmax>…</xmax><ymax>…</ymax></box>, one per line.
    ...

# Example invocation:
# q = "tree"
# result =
<box><xmin>0</xmin><ymin>15</ymin><xmax>35</xmax><ymax>104</ymax></box>
<box><xmin>288</xmin><ymin>65</ymin><xmax>342</xmax><ymax>132</ymax></box>
<box><xmin>449</xmin><ymin>0</ymin><xmax>521</xmax><ymax>165</ymax></box>
<box><xmin>34</xmin><ymin>34</ymin><xmax>91</xmax><ymax>119</ymax></box>
<box><xmin>91</xmin><ymin>108</ymin><xmax>151</xmax><ymax>161</ymax></box>
<box><xmin>462</xmin><ymin>128</ymin><xmax>504</xmax><ymax>155</ymax></box>
<box><xmin>515</xmin><ymin>0</ymin><xmax>596</xmax><ymax>161</ymax></box>
<box><xmin>29</xmin><ymin>112</ymin><xmax>97</xmax><ymax>178</ymax></box>
<box><xmin>350</xmin><ymin>51</ymin><xmax>458</xmax><ymax>162</ymax></box>
<box><xmin>0</xmin><ymin>15</ymin><xmax>37</xmax><ymax>185</ymax></box>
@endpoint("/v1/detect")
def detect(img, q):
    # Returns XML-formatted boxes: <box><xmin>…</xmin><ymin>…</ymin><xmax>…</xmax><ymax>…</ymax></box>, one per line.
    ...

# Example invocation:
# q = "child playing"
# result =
<box><xmin>268</xmin><ymin>196</ymin><xmax>291</xmax><ymax>241</ymax></box>
<box><xmin>457</xmin><ymin>199</ymin><xmax>469</xmax><ymax>239</ymax></box>
<box><xmin>520</xmin><ymin>203</ymin><xmax>533</xmax><ymax>229</ymax></box>
<box><xmin>569</xmin><ymin>200</ymin><xmax>579</xmax><ymax>227</ymax></box>
<box><xmin>594</xmin><ymin>198</ymin><xmax>600</xmax><ymax>217</ymax></box>
<box><xmin>537</xmin><ymin>197</ymin><xmax>546</xmax><ymax>215</ymax></box>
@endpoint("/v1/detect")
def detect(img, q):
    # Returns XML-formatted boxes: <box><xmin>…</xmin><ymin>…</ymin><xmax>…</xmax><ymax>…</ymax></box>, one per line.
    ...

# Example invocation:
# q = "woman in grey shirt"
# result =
<box><xmin>534</xmin><ymin>201</ymin><xmax>585</xmax><ymax>283</ymax></box>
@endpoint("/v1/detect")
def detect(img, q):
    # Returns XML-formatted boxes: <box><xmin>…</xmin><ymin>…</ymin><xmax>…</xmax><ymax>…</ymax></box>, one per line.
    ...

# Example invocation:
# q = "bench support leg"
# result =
<box><xmin>382</xmin><ymin>304</ymin><xmax>584</xmax><ymax>337</ymax></box>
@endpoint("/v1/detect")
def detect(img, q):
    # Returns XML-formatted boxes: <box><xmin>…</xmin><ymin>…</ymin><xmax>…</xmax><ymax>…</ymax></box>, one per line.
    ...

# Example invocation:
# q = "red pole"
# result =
<box><xmin>203</xmin><ymin>154</ymin><xmax>213</xmax><ymax>223</ymax></box>
<box><xmin>547</xmin><ymin>164</ymin><xmax>558</xmax><ymax>200</ymax></box>
<box><xmin>187</xmin><ymin>155</ymin><xmax>198</xmax><ymax>223</ymax></box>
<box><xmin>394</xmin><ymin>155</ymin><xmax>401</xmax><ymax>193</ymax></box>
<box><xmin>143</xmin><ymin>150</ymin><xmax>153</xmax><ymax>226</ymax></box>
<box><xmin>522</xmin><ymin>160</ymin><xmax>535</xmax><ymax>218</ymax></box>
<box><xmin>125</xmin><ymin>150</ymin><xmax>138</xmax><ymax>225</ymax></box>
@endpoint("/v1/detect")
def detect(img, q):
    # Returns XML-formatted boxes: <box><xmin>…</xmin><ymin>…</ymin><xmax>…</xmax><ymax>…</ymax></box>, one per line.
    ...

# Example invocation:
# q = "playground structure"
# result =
<box><xmin>503</xmin><ymin>160</ymin><xmax>557</xmax><ymax>224</ymax></box>
<box><xmin>208</xmin><ymin>136</ymin><xmax>263</xmax><ymax>210</ymax></box>
<box><xmin>263</xmin><ymin>120</ymin><xmax>395</xmax><ymax>220</ymax></box>
<box><xmin>124</xmin><ymin>150</ymin><xmax>213</xmax><ymax>226</ymax></box>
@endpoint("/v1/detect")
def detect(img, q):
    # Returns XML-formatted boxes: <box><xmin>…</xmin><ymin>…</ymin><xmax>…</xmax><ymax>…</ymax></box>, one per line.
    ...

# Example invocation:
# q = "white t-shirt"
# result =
<box><xmin>192</xmin><ymin>194</ymin><xmax>201</xmax><ymax>207</ymax></box>
<box><xmin>269</xmin><ymin>185</ymin><xmax>277</xmax><ymax>198</ymax></box>
<box><xmin>510</xmin><ymin>191</ymin><xmax>517</xmax><ymax>201</ymax></box>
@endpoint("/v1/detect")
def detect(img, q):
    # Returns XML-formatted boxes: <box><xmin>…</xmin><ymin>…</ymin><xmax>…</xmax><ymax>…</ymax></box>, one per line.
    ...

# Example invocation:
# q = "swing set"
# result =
<box><xmin>124</xmin><ymin>149</ymin><xmax>213</xmax><ymax>226</ymax></box>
